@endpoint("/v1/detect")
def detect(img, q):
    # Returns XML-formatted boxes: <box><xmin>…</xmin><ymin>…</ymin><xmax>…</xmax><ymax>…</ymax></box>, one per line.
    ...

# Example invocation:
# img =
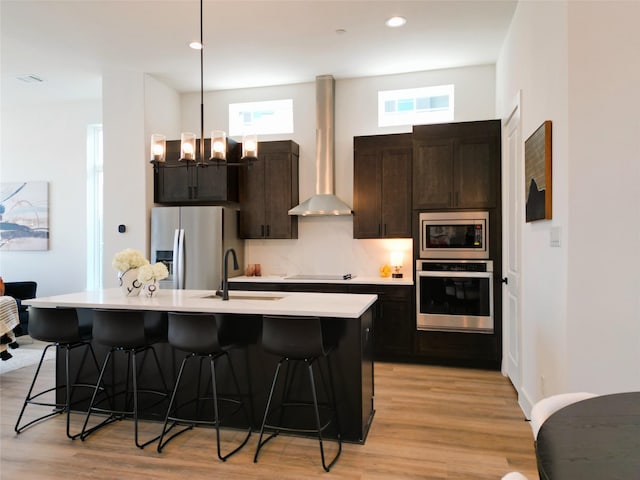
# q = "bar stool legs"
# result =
<box><xmin>14</xmin><ymin>307</ymin><xmax>104</xmax><ymax>440</ymax></box>
<box><xmin>80</xmin><ymin>344</ymin><xmax>169</xmax><ymax>449</ymax></box>
<box><xmin>157</xmin><ymin>350</ymin><xmax>252</xmax><ymax>461</ymax></box>
<box><xmin>14</xmin><ymin>340</ymin><xmax>103</xmax><ymax>439</ymax></box>
<box><xmin>254</xmin><ymin>355</ymin><xmax>342</xmax><ymax>472</ymax></box>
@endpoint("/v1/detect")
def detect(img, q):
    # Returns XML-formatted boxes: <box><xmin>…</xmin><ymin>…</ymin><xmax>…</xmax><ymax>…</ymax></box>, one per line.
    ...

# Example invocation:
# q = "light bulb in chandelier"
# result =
<box><xmin>150</xmin><ymin>134</ymin><xmax>166</xmax><ymax>163</ymax></box>
<box><xmin>180</xmin><ymin>132</ymin><xmax>196</xmax><ymax>161</ymax></box>
<box><xmin>210</xmin><ymin>130</ymin><xmax>227</xmax><ymax>160</ymax></box>
<box><xmin>242</xmin><ymin>133</ymin><xmax>259</xmax><ymax>159</ymax></box>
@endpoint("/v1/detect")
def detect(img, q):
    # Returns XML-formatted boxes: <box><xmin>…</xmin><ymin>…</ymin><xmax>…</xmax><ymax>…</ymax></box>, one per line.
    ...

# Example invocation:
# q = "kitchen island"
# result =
<box><xmin>25</xmin><ymin>288</ymin><xmax>377</xmax><ymax>443</ymax></box>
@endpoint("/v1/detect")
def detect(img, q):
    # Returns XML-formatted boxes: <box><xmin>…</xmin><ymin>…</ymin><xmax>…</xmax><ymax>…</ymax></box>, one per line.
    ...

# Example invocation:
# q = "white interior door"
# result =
<box><xmin>502</xmin><ymin>92</ymin><xmax>523</xmax><ymax>396</ymax></box>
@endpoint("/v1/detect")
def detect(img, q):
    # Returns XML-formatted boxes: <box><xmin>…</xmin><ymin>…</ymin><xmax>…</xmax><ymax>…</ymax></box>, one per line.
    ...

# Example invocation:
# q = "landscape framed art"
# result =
<box><xmin>0</xmin><ymin>181</ymin><xmax>49</xmax><ymax>250</ymax></box>
<box><xmin>525</xmin><ymin>120</ymin><xmax>552</xmax><ymax>222</ymax></box>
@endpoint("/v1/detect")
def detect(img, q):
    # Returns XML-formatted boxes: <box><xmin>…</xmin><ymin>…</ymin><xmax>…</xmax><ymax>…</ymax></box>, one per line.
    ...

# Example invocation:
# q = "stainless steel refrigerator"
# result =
<box><xmin>150</xmin><ymin>206</ymin><xmax>244</xmax><ymax>290</ymax></box>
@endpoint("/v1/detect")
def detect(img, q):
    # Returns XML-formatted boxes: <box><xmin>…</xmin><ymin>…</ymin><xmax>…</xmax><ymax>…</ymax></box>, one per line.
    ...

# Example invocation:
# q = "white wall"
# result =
<box><xmin>180</xmin><ymin>65</ymin><xmax>496</xmax><ymax>277</ymax></box>
<box><xmin>496</xmin><ymin>0</ymin><xmax>570</xmax><ymax>410</ymax></box>
<box><xmin>143</xmin><ymin>74</ymin><xmax>182</xmax><ymax>254</ymax></box>
<box><xmin>101</xmin><ymin>70</ymin><xmax>148</xmax><ymax>288</ymax></box>
<box><xmin>496</xmin><ymin>0</ymin><xmax>640</xmax><ymax>410</ymax></box>
<box><xmin>0</xmin><ymin>99</ymin><xmax>101</xmax><ymax>296</ymax></box>
<box><xmin>565</xmin><ymin>1</ymin><xmax>640</xmax><ymax>393</ymax></box>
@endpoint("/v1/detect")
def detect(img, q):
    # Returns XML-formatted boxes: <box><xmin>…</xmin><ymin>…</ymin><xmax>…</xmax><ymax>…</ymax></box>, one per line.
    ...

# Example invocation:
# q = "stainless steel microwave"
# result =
<box><xmin>419</xmin><ymin>211</ymin><xmax>489</xmax><ymax>259</ymax></box>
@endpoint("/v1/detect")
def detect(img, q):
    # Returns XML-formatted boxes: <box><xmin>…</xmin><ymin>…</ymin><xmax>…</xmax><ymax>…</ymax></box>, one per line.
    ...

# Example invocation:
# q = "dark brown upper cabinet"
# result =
<box><xmin>239</xmin><ymin>140</ymin><xmax>299</xmax><ymax>239</ymax></box>
<box><xmin>153</xmin><ymin>139</ymin><xmax>239</xmax><ymax>204</ymax></box>
<box><xmin>412</xmin><ymin>120</ymin><xmax>501</xmax><ymax>210</ymax></box>
<box><xmin>353</xmin><ymin>134</ymin><xmax>412</xmax><ymax>238</ymax></box>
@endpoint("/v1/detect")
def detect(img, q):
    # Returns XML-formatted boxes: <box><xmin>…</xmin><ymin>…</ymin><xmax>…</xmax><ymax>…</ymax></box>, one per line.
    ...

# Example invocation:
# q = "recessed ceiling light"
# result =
<box><xmin>385</xmin><ymin>16</ymin><xmax>407</xmax><ymax>28</ymax></box>
<box><xmin>189</xmin><ymin>41</ymin><xmax>203</xmax><ymax>50</ymax></box>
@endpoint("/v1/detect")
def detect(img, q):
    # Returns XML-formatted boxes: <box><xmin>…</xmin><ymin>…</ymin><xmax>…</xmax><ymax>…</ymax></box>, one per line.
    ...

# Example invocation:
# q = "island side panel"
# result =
<box><xmin>59</xmin><ymin>308</ymin><xmax>375</xmax><ymax>444</ymax></box>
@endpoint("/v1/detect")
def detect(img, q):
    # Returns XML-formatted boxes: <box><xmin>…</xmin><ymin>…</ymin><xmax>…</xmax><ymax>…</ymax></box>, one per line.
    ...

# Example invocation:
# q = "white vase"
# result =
<box><xmin>141</xmin><ymin>279</ymin><xmax>159</xmax><ymax>298</ymax></box>
<box><xmin>119</xmin><ymin>268</ymin><xmax>142</xmax><ymax>297</ymax></box>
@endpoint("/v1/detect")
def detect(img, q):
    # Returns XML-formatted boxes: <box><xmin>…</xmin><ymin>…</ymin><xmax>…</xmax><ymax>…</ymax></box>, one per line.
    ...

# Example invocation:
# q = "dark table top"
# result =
<box><xmin>536</xmin><ymin>392</ymin><xmax>640</xmax><ymax>480</ymax></box>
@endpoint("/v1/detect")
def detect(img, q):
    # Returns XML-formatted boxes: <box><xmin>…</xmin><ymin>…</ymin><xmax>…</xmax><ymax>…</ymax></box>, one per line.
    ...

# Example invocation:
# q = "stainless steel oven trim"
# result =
<box><xmin>415</xmin><ymin>261</ymin><xmax>494</xmax><ymax>334</ymax></box>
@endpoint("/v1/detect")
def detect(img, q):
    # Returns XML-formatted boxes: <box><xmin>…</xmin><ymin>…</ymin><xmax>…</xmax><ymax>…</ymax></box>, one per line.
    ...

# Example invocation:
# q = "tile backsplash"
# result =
<box><xmin>244</xmin><ymin>216</ymin><xmax>412</xmax><ymax>278</ymax></box>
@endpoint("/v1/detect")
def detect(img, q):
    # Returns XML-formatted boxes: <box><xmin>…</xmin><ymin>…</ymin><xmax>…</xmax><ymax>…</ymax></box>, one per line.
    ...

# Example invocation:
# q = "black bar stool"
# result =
<box><xmin>14</xmin><ymin>307</ymin><xmax>103</xmax><ymax>439</ymax></box>
<box><xmin>157</xmin><ymin>312</ymin><xmax>253</xmax><ymax>461</ymax></box>
<box><xmin>254</xmin><ymin>315</ymin><xmax>342</xmax><ymax>472</ymax></box>
<box><xmin>80</xmin><ymin>309</ymin><xmax>169</xmax><ymax>448</ymax></box>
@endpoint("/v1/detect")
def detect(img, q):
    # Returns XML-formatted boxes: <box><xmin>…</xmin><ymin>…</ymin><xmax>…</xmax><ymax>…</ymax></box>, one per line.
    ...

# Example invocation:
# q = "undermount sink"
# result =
<box><xmin>202</xmin><ymin>292</ymin><xmax>284</xmax><ymax>301</ymax></box>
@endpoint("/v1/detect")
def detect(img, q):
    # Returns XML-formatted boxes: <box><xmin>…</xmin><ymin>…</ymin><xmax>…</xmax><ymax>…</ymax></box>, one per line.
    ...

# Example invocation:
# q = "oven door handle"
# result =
<box><xmin>417</xmin><ymin>271</ymin><xmax>493</xmax><ymax>279</ymax></box>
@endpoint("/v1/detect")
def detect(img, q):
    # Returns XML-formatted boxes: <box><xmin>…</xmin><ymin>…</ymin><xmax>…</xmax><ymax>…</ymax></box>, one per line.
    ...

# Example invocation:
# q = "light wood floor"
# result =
<box><xmin>0</xmin><ymin>350</ymin><xmax>538</xmax><ymax>479</ymax></box>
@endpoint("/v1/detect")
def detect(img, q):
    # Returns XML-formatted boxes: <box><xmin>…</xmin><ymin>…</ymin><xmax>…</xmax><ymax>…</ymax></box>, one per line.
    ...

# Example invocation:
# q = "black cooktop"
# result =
<box><xmin>284</xmin><ymin>274</ymin><xmax>355</xmax><ymax>280</ymax></box>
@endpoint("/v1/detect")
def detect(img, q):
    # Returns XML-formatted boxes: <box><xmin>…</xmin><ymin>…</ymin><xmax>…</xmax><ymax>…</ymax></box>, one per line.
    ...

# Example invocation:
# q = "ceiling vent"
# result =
<box><xmin>16</xmin><ymin>74</ymin><xmax>44</xmax><ymax>83</ymax></box>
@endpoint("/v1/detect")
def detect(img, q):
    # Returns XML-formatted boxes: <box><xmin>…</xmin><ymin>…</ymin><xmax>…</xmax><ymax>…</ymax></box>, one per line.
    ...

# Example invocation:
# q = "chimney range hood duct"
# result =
<box><xmin>288</xmin><ymin>75</ymin><xmax>353</xmax><ymax>216</ymax></box>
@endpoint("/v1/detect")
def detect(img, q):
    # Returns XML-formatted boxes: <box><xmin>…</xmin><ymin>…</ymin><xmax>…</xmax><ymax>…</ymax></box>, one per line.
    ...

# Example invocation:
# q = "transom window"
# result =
<box><xmin>378</xmin><ymin>85</ymin><xmax>454</xmax><ymax>127</ymax></box>
<box><xmin>228</xmin><ymin>99</ymin><xmax>293</xmax><ymax>137</ymax></box>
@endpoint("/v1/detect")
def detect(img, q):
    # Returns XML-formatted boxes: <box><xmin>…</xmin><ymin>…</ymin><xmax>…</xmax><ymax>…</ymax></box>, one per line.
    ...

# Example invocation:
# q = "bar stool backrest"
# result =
<box><xmin>29</xmin><ymin>307</ymin><xmax>83</xmax><ymax>343</ymax></box>
<box><xmin>92</xmin><ymin>309</ymin><xmax>147</xmax><ymax>348</ymax></box>
<box><xmin>262</xmin><ymin>315</ymin><xmax>328</xmax><ymax>359</ymax></box>
<box><xmin>167</xmin><ymin>312</ymin><xmax>222</xmax><ymax>354</ymax></box>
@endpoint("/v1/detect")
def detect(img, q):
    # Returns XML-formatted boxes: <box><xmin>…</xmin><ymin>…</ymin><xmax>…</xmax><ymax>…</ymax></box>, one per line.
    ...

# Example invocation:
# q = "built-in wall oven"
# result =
<box><xmin>416</xmin><ymin>259</ymin><xmax>494</xmax><ymax>333</ymax></box>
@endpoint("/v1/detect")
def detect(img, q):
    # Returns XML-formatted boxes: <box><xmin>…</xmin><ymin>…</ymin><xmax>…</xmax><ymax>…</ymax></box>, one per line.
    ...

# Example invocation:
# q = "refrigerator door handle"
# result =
<box><xmin>174</xmin><ymin>228</ymin><xmax>185</xmax><ymax>289</ymax></box>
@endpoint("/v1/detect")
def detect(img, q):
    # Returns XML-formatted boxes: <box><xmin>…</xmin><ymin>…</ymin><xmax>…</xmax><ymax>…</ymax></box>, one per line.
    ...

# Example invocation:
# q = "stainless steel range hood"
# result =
<box><xmin>288</xmin><ymin>75</ymin><xmax>353</xmax><ymax>216</ymax></box>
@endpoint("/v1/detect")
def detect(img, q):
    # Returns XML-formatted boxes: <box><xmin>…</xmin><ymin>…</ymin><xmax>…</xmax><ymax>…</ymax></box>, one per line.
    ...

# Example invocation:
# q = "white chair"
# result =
<box><xmin>502</xmin><ymin>473</ymin><xmax>528</xmax><ymax>480</ymax></box>
<box><xmin>530</xmin><ymin>392</ymin><xmax>597</xmax><ymax>439</ymax></box>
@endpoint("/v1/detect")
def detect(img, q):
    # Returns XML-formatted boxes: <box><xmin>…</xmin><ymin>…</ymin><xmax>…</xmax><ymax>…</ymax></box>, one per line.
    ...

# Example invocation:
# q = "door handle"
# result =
<box><xmin>501</xmin><ymin>277</ymin><xmax>508</xmax><ymax>285</ymax></box>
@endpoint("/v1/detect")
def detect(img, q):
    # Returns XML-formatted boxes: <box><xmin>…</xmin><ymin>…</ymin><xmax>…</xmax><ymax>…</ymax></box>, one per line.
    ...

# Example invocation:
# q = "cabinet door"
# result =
<box><xmin>375</xmin><ymin>298</ymin><xmax>413</xmax><ymax>357</ymax></box>
<box><xmin>353</xmin><ymin>134</ymin><xmax>412</xmax><ymax>239</ymax></box>
<box><xmin>413</xmin><ymin>140</ymin><xmax>454</xmax><ymax>209</ymax></box>
<box><xmin>194</xmin><ymin>140</ymin><xmax>239</xmax><ymax>203</ymax></box>
<box><xmin>353</xmin><ymin>150</ymin><xmax>382</xmax><ymax>238</ymax></box>
<box><xmin>194</xmin><ymin>165</ymin><xmax>229</xmax><ymax>201</ymax></box>
<box><xmin>239</xmin><ymin>140</ymin><xmax>299</xmax><ymax>239</ymax></box>
<box><xmin>239</xmin><ymin>156</ymin><xmax>266</xmax><ymax>238</ymax></box>
<box><xmin>413</xmin><ymin>120</ymin><xmax>500</xmax><ymax>210</ymax></box>
<box><xmin>381</xmin><ymin>147</ymin><xmax>412</xmax><ymax>237</ymax></box>
<box><xmin>155</xmin><ymin>163</ymin><xmax>193</xmax><ymax>203</ymax></box>
<box><xmin>264</xmin><ymin>151</ymin><xmax>296</xmax><ymax>238</ymax></box>
<box><xmin>455</xmin><ymin>137</ymin><xmax>496</xmax><ymax>209</ymax></box>
<box><xmin>154</xmin><ymin>141</ymin><xmax>193</xmax><ymax>203</ymax></box>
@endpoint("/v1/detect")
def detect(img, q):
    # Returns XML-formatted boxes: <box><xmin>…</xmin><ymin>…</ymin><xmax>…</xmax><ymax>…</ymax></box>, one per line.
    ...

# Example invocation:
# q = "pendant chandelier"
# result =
<box><xmin>149</xmin><ymin>0</ymin><xmax>258</xmax><ymax>167</ymax></box>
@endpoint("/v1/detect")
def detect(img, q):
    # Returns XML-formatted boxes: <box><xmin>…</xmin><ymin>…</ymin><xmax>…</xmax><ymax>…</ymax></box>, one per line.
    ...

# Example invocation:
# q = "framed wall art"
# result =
<box><xmin>524</xmin><ymin>120</ymin><xmax>552</xmax><ymax>222</ymax></box>
<box><xmin>0</xmin><ymin>181</ymin><xmax>49</xmax><ymax>250</ymax></box>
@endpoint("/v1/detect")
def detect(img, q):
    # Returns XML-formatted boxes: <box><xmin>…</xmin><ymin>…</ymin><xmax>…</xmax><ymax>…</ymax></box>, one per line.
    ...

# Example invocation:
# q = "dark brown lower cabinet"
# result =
<box><xmin>349</xmin><ymin>284</ymin><xmax>413</xmax><ymax>359</ymax></box>
<box><xmin>414</xmin><ymin>331</ymin><xmax>501</xmax><ymax>370</ymax></box>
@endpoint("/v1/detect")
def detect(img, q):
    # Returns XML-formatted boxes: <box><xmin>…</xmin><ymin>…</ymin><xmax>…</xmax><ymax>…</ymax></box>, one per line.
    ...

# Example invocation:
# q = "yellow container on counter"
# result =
<box><xmin>379</xmin><ymin>264</ymin><xmax>391</xmax><ymax>278</ymax></box>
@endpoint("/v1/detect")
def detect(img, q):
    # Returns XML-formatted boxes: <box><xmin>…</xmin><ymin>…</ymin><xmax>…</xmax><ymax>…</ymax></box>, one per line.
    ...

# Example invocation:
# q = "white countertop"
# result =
<box><xmin>24</xmin><ymin>288</ymin><xmax>377</xmax><ymax>319</ymax></box>
<box><xmin>230</xmin><ymin>275</ymin><xmax>414</xmax><ymax>286</ymax></box>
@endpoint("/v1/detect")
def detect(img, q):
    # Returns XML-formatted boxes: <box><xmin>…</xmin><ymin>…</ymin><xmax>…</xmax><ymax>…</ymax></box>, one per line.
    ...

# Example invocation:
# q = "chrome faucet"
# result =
<box><xmin>220</xmin><ymin>247</ymin><xmax>238</xmax><ymax>301</ymax></box>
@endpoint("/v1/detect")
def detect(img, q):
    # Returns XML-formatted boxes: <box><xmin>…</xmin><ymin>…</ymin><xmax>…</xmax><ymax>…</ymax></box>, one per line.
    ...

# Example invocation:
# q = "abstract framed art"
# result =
<box><xmin>0</xmin><ymin>181</ymin><xmax>49</xmax><ymax>250</ymax></box>
<box><xmin>525</xmin><ymin>120</ymin><xmax>552</xmax><ymax>222</ymax></box>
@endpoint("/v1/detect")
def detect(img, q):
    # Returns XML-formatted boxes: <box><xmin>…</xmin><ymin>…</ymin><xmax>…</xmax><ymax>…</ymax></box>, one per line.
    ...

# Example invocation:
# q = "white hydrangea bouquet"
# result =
<box><xmin>112</xmin><ymin>248</ymin><xmax>149</xmax><ymax>273</ymax></box>
<box><xmin>137</xmin><ymin>262</ymin><xmax>169</xmax><ymax>298</ymax></box>
<box><xmin>112</xmin><ymin>248</ymin><xmax>149</xmax><ymax>297</ymax></box>
<box><xmin>137</xmin><ymin>262</ymin><xmax>169</xmax><ymax>283</ymax></box>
